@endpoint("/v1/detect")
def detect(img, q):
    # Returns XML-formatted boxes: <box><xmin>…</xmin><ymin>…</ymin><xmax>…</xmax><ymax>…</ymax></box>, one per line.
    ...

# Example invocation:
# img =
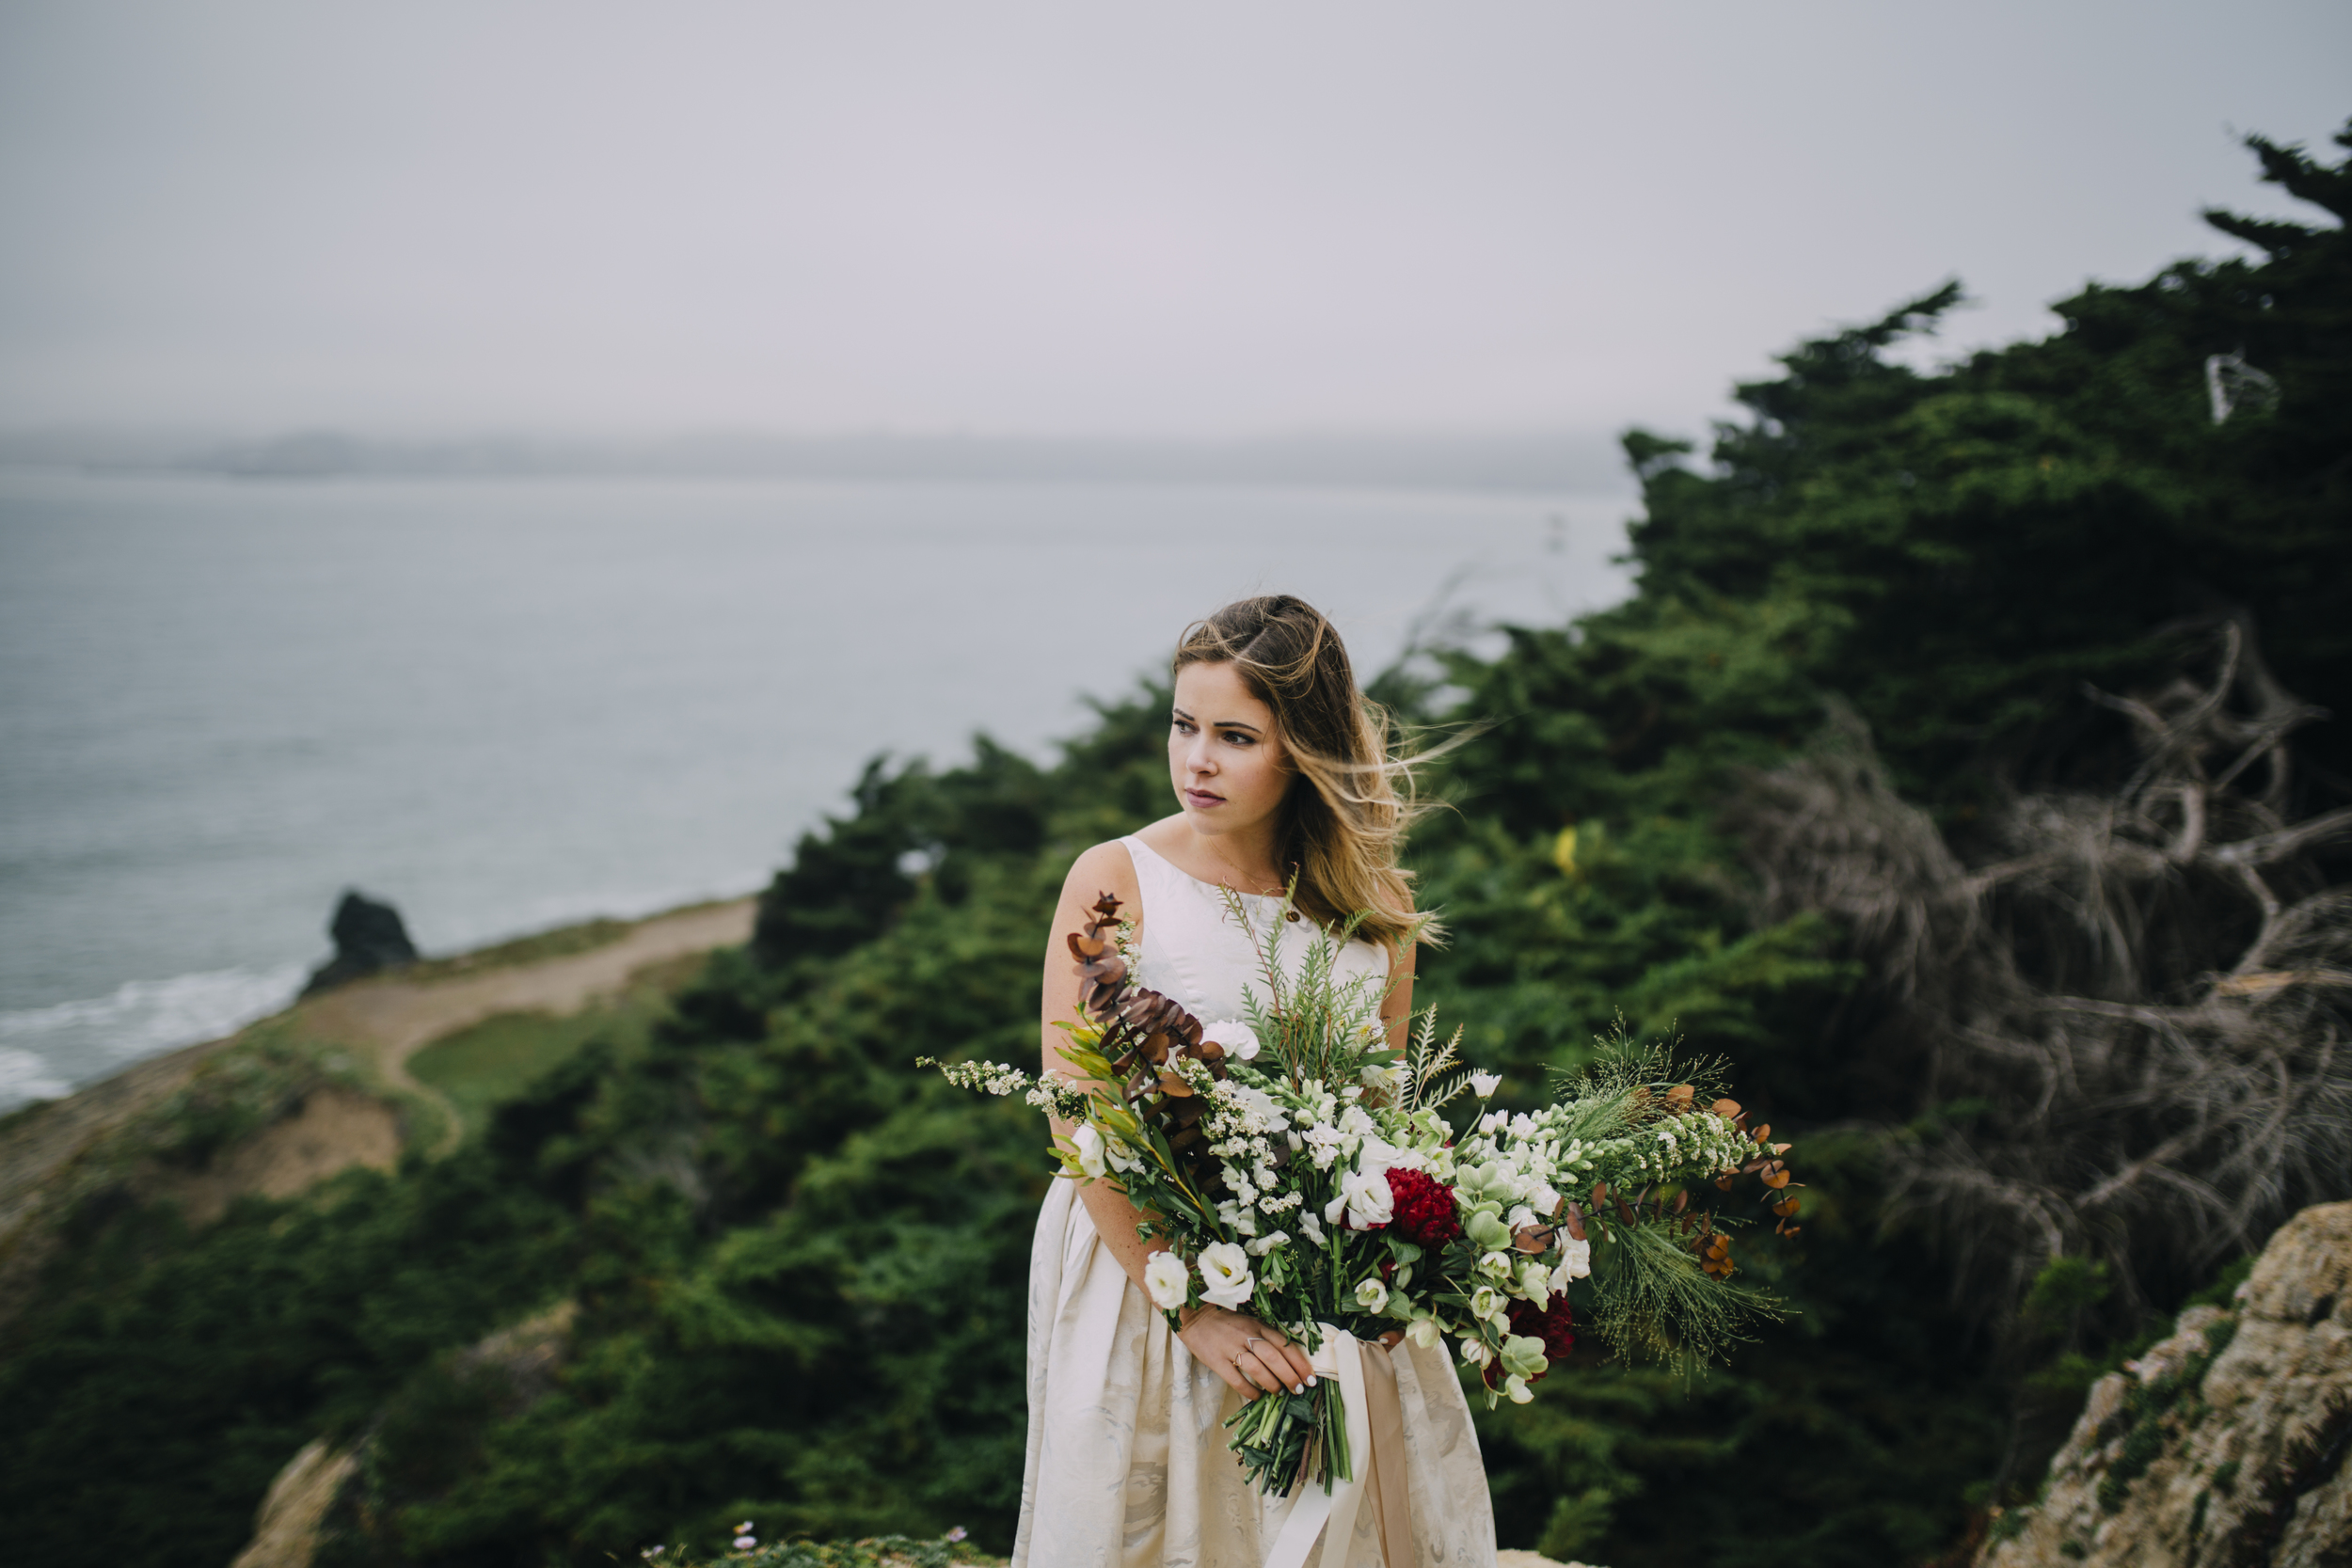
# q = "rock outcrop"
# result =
<box><xmin>302</xmin><ymin>890</ymin><xmax>420</xmax><ymax>995</ymax></box>
<box><xmin>1978</xmin><ymin>1201</ymin><xmax>2352</xmax><ymax>1567</ymax></box>
<box><xmin>232</xmin><ymin>1301</ymin><xmax>579</xmax><ymax>1567</ymax></box>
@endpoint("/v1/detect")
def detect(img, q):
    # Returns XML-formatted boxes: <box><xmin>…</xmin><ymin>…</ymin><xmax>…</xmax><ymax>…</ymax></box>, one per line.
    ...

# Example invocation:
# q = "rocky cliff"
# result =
<box><xmin>1978</xmin><ymin>1202</ymin><xmax>2352</xmax><ymax>1567</ymax></box>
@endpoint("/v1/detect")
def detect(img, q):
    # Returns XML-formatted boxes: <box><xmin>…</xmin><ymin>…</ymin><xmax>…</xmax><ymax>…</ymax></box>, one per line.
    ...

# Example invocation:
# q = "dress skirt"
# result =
<box><xmin>1011</xmin><ymin>1180</ymin><xmax>1498</xmax><ymax>1568</ymax></box>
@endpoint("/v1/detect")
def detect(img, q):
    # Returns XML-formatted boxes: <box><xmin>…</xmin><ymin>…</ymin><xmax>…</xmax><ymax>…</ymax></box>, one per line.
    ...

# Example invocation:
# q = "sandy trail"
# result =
<box><xmin>302</xmin><ymin>899</ymin><xmax>756</xmax><ymax>1152</ymax></box>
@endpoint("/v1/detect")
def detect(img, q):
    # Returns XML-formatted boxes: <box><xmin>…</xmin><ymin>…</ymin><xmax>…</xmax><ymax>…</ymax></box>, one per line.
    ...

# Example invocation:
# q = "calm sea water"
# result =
<box><xmin>0</xmin><ymin>467</ymin><xmax>1635</xmax><ymax>1109</ymax></box>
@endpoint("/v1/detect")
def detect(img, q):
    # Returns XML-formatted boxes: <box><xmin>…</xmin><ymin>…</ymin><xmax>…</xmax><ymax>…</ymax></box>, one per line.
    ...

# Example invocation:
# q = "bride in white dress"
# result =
<box><xmin>1013</xmin><ymin>596</ymin><xmax>1497</xmax><ymax>1568</ymax></box>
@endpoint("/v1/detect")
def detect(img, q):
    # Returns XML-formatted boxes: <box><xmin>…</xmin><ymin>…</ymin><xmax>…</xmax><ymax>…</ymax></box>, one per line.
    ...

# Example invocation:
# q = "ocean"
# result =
<box><xmin>0</xmin><ymin>465</ymin><xmax>1636</xmax><ymax>1110</ymax></box>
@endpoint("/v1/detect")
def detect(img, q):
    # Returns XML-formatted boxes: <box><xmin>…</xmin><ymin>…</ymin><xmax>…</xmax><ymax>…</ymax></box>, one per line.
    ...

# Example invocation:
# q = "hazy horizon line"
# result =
<box><xmin>0</xmin><ymin>424</ymin><xmax>1645</xmax><ymax>493</ymax></box>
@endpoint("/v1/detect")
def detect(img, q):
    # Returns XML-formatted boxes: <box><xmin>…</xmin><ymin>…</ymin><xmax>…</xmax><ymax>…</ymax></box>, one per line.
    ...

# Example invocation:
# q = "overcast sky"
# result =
<box><xmin>1</xmin><ymin>1</ymin><xmax>2344</xmax><ymax>443</ymax></box>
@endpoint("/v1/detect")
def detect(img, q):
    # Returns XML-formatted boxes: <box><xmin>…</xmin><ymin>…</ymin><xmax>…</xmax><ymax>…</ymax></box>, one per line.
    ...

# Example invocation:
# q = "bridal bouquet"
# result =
<box><xmin>923</xmin><ymin>890</ymin><xmax>1796</xmax><ymax>1502</ymax></box>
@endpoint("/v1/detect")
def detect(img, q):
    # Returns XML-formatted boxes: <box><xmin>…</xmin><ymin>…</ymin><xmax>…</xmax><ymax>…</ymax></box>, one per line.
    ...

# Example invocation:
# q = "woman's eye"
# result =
<box><xmin>1221</xmin><ymin>731</ymin><xmax>1254</xmax><ymax>746</ymax></box>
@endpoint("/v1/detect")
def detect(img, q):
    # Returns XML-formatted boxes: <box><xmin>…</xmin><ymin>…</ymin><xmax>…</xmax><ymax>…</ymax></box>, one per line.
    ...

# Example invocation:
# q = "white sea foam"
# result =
<box><xmin>0</xmin><ymin>1048</ymin><xmax>71</xmax><ymax>1107</ymax></box>
<box><xmin>0</xmin><ymin>964</ymin><xmax>306</xmax><ymax>1113</ymax></box>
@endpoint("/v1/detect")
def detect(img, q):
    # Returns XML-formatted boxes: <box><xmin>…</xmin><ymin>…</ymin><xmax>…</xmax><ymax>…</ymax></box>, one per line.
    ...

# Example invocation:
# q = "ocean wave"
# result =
<box><xmin>0</xmin><ymin>963</ymin><xmax>307</xmax><ymax>1113</ymax></box>
<box><xmin>0</xmin><ymin>1048</ymin><xmax>71</xmax><ymax>1107</ymax></box>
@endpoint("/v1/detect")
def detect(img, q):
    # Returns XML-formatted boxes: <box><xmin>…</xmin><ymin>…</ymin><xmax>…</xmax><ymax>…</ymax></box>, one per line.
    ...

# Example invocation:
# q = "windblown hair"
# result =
<box><xmin>1173</xmin><ymin>595</ymin><xmax>1437</xmax><ymax>951</ymax></box>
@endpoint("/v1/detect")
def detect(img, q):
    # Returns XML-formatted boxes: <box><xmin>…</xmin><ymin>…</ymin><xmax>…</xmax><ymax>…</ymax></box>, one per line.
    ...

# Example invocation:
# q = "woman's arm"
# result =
<box><xmin>1380</xmin><ymin>931</ymin><xmax>1419</xmax><ymax>1053</ymax></box>
<box><xmin>1040</xmin><ymin>841</ymin><xmax>1316</xmax><ymax>1399</ymax></box>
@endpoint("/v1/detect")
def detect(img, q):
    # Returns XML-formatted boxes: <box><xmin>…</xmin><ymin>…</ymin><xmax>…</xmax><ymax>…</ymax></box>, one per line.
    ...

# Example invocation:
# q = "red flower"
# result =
<box><xmin>1504</xmin><ymin>1296</ymin><xmax>1578</xmax><ymax>1376</ymax></box>
<box><xmin>1385</xmin><ymin>1167</ymin><xmax>1463</xmax><ymax>1248</ymax></box>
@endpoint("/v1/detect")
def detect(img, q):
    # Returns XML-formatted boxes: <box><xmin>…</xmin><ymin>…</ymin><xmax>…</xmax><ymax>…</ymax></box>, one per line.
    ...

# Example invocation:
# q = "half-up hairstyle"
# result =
<box><xmin>1173</xmin><ymin>594</ymin><xmax>1438</xmax><ymax>952</ymax></box>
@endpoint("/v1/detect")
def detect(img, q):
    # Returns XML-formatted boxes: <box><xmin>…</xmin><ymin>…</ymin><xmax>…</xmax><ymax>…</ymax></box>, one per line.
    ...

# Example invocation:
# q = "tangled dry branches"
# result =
<box><xmin>1734</xmin><ymin>619</ymin><xmax>2352</xmax><ymax>1338</ymax></box>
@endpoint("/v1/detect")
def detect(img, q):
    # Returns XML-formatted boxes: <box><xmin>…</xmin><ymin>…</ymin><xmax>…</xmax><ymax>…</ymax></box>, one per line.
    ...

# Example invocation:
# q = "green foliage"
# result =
<box><xmin>0</xmin><ymin>1140</ymin><xmax>576</xmax><ymax>1567</ymax></box>
<box><xmin>2024</xmin><ymin>1258</ymin><xmax>2115</xmax><ymax>1342</ymax></box>
<box><xmin>408</xmin><ymin>966</ymin><xmax>680</xmax><ymax>1141</ymax></box>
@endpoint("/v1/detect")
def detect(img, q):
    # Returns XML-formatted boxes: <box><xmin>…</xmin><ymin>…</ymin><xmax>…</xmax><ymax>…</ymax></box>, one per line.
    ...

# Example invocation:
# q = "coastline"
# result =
<box><xmin>0</xmin><ymin>896</ymin><xmax>755</xmax><ymax>1323</ymax></box>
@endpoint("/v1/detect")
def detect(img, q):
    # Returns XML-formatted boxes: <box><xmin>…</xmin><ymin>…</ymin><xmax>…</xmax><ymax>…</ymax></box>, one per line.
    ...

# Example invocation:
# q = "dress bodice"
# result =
<box><xmin>1120</xmin><ymin>834</ymin><xmax>1390</xmax><ymax>1026</ymax></box>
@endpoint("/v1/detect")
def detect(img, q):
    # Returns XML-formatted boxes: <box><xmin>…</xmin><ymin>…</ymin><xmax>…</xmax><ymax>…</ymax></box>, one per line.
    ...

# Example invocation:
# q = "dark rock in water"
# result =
<box><xmin>301</xmin><ymin>891</ymin><xmax>420</xmax><ymax>996</ymax></box>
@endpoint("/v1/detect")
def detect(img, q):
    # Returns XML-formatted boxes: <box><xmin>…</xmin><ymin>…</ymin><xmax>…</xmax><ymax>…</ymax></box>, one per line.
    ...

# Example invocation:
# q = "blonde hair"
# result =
<box><xmin>1173</xmin><ymin>595</ymin><xmax>1438</xmax><ymax>952</ymax></box>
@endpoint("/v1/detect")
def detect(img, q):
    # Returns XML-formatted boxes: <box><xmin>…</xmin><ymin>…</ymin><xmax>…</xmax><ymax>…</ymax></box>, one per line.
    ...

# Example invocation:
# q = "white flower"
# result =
<box><xmin>1106</xmin><ymin>1136</ymin><xmax>1143</xmax><ymax>1174</ymax></box>
<box><xmin>1326</xmin><ymin>1164</ymin><xmax>1397</xmax><ymax>1231</ymax></box>
<box><xmin>1470</xmin><ymin>1070</ymin><xmax>1502</xmax><ymax>1098</ymax></box>
<box><xmin>1470</xmin><ymin>1284</ymin><xmax>1503</xmax><ymax>1323</ymax></box>
<box><xmin>1202</xmin><ymin>1020</ymin><xmax>1261</xmax><ymax>1060</ymax></box>
<box><xmin>1198</xmin><ymin>1242</ymin><xmax>1256</xmax><ymax>1310</ymax></box>
<box><xmin>1224</xmin><ymin>1081</ymin><xmax>1283</xmax><ymax>1126</ymax></box>
<box><xmin>1355</xmin><ymin>1277</ymin><xmax>1391</xmax><ymax>1314</ymax></box>
<box><xmin>1507</xmin><ymin>1204</ymin><xmax>1538</xmax><ymax>1230</ymax></box>
<box><xmin>1406</xmin><ymin>1315</ymin><xmax>1443</xmax><ymax>1350</ymax></box>
<box><xmin>1297</xmin><ymin>1211</ymin><xmax>1327</xmax><ymax>1245</ymax></box>
<box><xmin>1144</xmin><ymin>1251</ymin><xmax>1191</xmax><ymax>1310</ymax></box>
<box><xmin>1361</xmin><ymin>1060</ymin><xmax>1402</xmax><ymax>1093</ymax></box>
<box><xmin>1247</xmin><ymin>1230</ymin><xmax>1291</xmax><ymax>1257</ymax></box>
<box><xmin>1479</xmin><ymin>1250</ymin><xmax>1515</xmax><ymax>1280</ymax></box>
<box><xmin>1504</xmin><ymin>1374</ymin><xmax>1534</xmax><ymax>1404</ymax></box>
<box><xmin>1518</xmin><ymin>1259</ymin><xmax>1551</xmax><ymax>1306</ymax></box>
<box><xmin>1073</xmin><ymin>1125</ymin><xmax>1107</xmax><ymax>1180</ymax></box>
<box><xmin>1459</xmin><ymin>1336</ymin><xmax>1494</xmax><ymax>1367</ymax></box>
<box><xmin>1549</xmin><ymin>1236</ymin><xmax>1593</xmax><ymax>1289</ymax></box>
<box><xmin>735</xmin><ymin>1537</ymin><xmax>757</xmax><ymax>1550</ymax></box>
<box><xmin>1529</xmin><ymin>1182</ymin><xmax>1561</xmax><ymax>1216</ymax></box>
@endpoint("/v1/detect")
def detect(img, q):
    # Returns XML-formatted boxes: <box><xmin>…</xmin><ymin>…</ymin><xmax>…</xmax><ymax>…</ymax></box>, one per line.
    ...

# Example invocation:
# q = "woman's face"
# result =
<box><xmin>1169</xmin><ymin>661</ymin><xmax>1292</xmax><ymax>845</ymax></box>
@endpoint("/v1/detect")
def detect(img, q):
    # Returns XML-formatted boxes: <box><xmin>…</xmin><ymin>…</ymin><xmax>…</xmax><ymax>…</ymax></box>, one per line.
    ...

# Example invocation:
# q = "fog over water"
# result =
<box><xmin>0</xmin><ymin>467</ymin><xmax>1635</xmax><ymax>1109</ymax></box>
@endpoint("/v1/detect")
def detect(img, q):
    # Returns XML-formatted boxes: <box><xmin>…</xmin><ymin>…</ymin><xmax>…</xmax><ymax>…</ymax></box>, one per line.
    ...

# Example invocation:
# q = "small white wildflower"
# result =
<box><xmin>1549</xmin><ymin>1235</ymin><xmax>1593</xmax><ymax>1287</ymax></box>
<box><xmin>1355</xmin><ymin>1276</ymin><xmax>1391</xmax><ymax>1314</ymax></box>
<box><xmin>1326</xmin><ymin>1164</ymin><xmax>1396</xmax><ymax>1230</ymax></box>
<box><xmin>1198</xmin><ymin>1242</ymin><xmax>1255</xmax><ymax>1309</ymax></box>
<box><xmin>1470</xmin><ymin>1070</ymin><xmax>1502</xmax><ymax>1098</ymax></box>
<box><xmin>1144</xmin><ymin>1250</ymin><xmax>1190</xmax><ymax>1309</ymax></box>
<box><xmin>1201</xmin><ymin>1020</ymin><xmax>1261</xmax><ymax>1060</ymax></box>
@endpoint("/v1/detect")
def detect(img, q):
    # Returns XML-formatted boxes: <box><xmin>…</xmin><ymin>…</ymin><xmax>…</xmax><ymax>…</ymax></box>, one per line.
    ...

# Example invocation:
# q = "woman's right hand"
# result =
<box><xmin>1176</xmin><ymin>1305</ymin><xmax>1319</xmax><ymax>1399</ymax></box>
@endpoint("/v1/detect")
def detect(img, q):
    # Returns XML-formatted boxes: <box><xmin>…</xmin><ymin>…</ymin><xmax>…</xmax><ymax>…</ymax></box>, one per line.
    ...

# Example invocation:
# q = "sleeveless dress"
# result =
<box><xmin>1011</xmin><ymin>836</ymin><xmax>1498</xmax><ymax>1568</ymax></box>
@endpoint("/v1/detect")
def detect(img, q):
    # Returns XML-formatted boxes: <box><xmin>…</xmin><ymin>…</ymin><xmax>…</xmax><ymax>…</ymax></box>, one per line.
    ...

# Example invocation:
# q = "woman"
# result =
<box><xmin>1013</xmin><ymin>596</ymin><xmax>1496</xmax><ymax>1568</ymax></box>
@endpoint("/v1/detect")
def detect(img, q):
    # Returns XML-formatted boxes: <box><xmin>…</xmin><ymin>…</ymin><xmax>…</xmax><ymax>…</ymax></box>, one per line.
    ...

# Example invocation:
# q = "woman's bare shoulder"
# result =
<box><xmin>1058</xmin><ymin>838</ymin><xmax>1142</xmax><ymax>902</ymax></box>
<box><xmin>1127</xmin><ymin>812</ymin><xmax>1189</xmax><ymax>856</ymax></box>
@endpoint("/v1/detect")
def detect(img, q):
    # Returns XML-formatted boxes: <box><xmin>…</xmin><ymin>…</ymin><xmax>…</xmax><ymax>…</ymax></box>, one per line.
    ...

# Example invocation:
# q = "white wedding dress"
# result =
<box><xmin>1011</xmin><ymin>836</ymin><xmax>1498</xmax><ymax>1568</ymax></box>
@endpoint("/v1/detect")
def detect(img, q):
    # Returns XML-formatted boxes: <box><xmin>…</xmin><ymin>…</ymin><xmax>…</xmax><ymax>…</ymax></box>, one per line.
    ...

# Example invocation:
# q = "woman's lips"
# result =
<box><xmin>1184</xmin><ymin>788</ymin><xmax>1225</xmax><ymax>809</ymax></box>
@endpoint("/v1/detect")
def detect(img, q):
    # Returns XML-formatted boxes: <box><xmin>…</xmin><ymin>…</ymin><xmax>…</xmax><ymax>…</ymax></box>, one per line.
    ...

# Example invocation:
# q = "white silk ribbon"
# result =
<box><xmin>1263</xmin><ymin>1323</ymin><xmax>1375</xmax><ymax>1568</ymax></box>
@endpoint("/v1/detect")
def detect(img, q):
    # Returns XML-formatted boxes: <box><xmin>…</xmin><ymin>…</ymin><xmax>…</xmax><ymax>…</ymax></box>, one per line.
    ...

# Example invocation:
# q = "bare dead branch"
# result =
<box><xmin>1732</xmin><ymin>619</ymin><xmax>2352</xmax><ymax>1354</ymax></box>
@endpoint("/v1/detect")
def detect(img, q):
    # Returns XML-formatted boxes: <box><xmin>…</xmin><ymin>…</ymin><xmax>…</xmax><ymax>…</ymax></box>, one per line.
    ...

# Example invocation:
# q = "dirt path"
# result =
<box><xmin>301</xmin><ymin>898</ymin><xmax>755</xmax><ymax>1153</ymax></box>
